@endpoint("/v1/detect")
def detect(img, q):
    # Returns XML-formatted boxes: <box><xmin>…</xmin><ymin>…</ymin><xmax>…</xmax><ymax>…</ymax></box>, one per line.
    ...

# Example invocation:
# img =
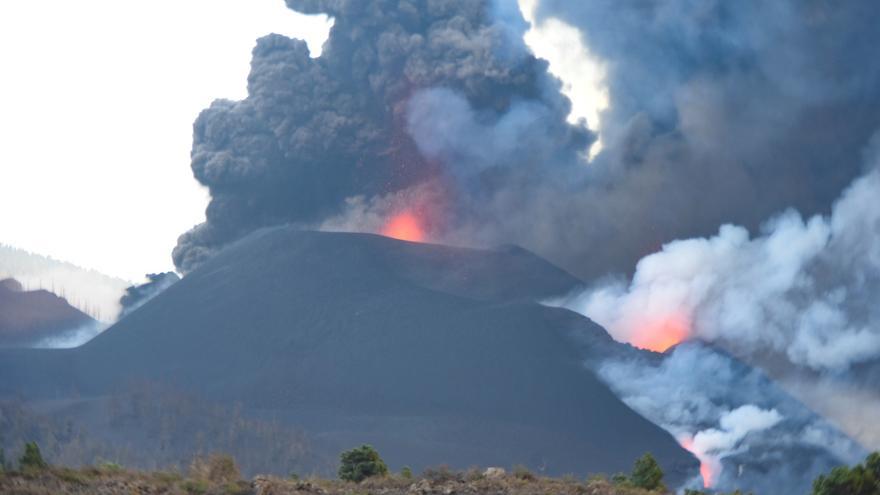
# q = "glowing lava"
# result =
<box><xmin>679</xmin><ymin>437</ymin><xmax>715</xmax><ymax>488</ymax></box>
<box><xmin>381</xmin><ymin>211</ymin><xmax>426</xmax><ymax>242</ymax></box>
<box><xmin>630</xmin><ymin>313</ymin><xmax>690</xmax><ymax>352</ymax></box>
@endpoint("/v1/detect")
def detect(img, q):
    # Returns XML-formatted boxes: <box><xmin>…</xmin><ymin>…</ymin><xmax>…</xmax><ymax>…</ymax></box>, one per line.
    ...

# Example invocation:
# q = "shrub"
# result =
<box><xmin>630</xmin><ymin>452</ymin><xmax>665</xmax><ymax>491</ymax></box>
<box><xmin>19</xmin><ymin>442</ymin><xmax>47</xmax><ymax>471</ymax></box>
<box><xmin>181</xmin><ymin>479</ymin><xmax>209</xmax><ymax>494</ymax></box>
<box><xmin>422</xmin><ymin>465</ymin><xmax>461</xmax><ymax>483</ymax></box>
<box><xmin>189</xmin><ymin>453</ymin><xmax>240</xmax><ymax>484</ymax></box>
<box><xmin>400</xmin><ymin>466</ymin><xmax>413</xmax><ymax>479</ymax></box>
<box><xmin>611</xmin><ymin>472</ymin><xmax>630</xmax><ymax>486</ymax></box>
<box><xmin>463</xmin><ymin>467</ymin><xmax>484</xmax><ymax>482</ymax></box>
<box><xmin>338</xmin><ymin>445</ymin><xmax>388</xmax><ymax>482</ymax></box>
<box><xmin>513</xmin><ymin>464</ymin><xmax>536</xmax><ymax>481</ymax></box>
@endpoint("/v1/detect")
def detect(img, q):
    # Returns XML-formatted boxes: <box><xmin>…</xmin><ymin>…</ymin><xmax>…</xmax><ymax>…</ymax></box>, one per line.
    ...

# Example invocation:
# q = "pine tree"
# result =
<box><xmin>631</xmin><ymin>452</ymin><xmax>665</xmax><ymax>491</ymax></box>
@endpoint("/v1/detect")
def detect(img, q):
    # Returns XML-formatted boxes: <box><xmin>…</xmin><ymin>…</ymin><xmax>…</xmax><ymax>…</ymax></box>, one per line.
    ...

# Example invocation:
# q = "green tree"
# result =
<box><xmin>631</xmin><ymin>452</ymin><xmax>665</xmax><ymax>491</ymax></box>
<box><xmin>812</xmin><ymin>452</ymin><xmax>880</xmax><ymax>495</ymax></box>
<box><xmin>19</xmin><ymin>442</ymin><xmax>47</xmax><ymax>471</ymax></box>
<box><xmin>400</xmin><ymin>466</ymin><xmax>413</xmax><ymax>479</ymax></box>
<box><xmin>338</xmin><ymin>445</ymin><xmax>388</xmax><ymax>482</ymax></box>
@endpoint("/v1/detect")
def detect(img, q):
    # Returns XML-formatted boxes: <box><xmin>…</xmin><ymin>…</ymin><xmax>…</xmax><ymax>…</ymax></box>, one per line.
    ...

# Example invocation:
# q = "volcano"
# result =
<box><xmin>0</xmin><ymin>227</ymin><xmax>698</xmax><ymax>478</ymax></box>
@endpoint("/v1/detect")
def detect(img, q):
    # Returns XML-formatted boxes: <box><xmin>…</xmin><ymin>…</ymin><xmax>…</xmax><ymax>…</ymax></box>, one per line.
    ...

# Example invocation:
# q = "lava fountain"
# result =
<box><xmin>679</xmin><ymin>437</ymin><xmax>715</xmax><ymax>488</ymax></box>
<box><xmin>381</xmin><ymin>211</ymin><xmax>426</xmax><ymax>242</ymax></box>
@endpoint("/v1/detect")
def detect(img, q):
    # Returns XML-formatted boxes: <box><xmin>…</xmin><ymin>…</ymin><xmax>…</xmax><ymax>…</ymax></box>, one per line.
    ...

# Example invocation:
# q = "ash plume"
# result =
<box><xmin>173</xmin><ymin>0</ymin><xmax>589</xmax><ymax>273</ymax></box>
<box><xmin>174</xmin><ymin>0</ymin><xmax>880</xmax><ymax>286</ymax></box>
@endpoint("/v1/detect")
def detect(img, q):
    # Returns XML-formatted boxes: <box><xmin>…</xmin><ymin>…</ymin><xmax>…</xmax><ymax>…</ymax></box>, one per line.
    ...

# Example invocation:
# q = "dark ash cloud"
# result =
<box><xmin>173</xmin><ymin>0</ymin><xmax>589</xmax><ymax>273</ymax></box>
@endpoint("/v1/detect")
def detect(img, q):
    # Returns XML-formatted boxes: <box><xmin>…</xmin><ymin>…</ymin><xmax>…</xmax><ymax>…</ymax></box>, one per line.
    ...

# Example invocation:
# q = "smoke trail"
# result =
<box><xmin>119</xmin><ymin>272</ymin><xmax>181</xmax><ymax>318</ymax></box>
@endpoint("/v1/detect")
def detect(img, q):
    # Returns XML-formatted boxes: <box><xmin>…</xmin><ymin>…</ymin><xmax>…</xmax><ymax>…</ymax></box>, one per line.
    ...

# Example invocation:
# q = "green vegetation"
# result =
<box><xmin>513</xmin><ymin>464</ymin><xmax>537</xmax><ymax>481</ymax></box>
<box><xmin>606</xmin><ymin>453</ymin><xmax>665</xmax><ymax>492</ymax></box>
<box><xmin>338</xmin><ymin>445</ymin><xmax>389</xmax><ymax>482</ymax></box>
<box><xmin>630</xmin><ymin>453</ymin><xmax>665</xmax><ymax>491</ymax></box>
<box><xmin>10</xmin><ymin>447</ymin><xmax>880</xmax><ymax>495</ymax></box>
<box><xmin>19</xmin><ymin>441</ymin><xmax>47</xmax><ymax>471</ymax></box>
<box><xmin>812</xmin><ymin>451</ymin><xmax>880</xmax><ymax>495</ymax></box>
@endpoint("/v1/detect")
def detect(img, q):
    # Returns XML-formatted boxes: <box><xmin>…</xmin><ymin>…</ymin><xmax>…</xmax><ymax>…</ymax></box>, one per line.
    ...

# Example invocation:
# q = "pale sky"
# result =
<box><xmin>0</xmin><ymin>0</ymin><xmax>332</xmax><ymax>281</ymax></box>
<box><xmin>0</xmin><ymin>0</ymin><xmax>604</xmax><ymax>282</ymax></box>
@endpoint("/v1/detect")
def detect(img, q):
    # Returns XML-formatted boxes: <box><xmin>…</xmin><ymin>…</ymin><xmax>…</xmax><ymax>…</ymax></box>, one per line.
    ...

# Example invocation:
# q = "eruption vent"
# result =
<box><xmin>631</xmin><ymin>313</ymin><xmax>690</xmax><ymax>352</ymax></box>
<box><xmin>381</xmin><ymin>211</ymin><xmax>426</xmax><ymax>243</ymax></box>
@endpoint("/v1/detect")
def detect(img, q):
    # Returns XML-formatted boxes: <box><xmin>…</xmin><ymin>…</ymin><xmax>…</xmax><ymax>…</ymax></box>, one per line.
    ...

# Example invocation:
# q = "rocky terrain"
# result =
<box><xmin>0</xmin><ymin>464</ymin><xmax>663</xmax><ymax>495</ymax></box>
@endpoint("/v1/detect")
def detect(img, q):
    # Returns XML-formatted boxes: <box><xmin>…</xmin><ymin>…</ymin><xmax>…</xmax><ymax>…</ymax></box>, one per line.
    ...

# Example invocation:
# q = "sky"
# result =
<box><xmin>0</xmin><ymin>0</ymin><xmax>332</xmax><ymax>281</ymax></box>
<box><xmin>0</xmin><ymin>0</ymin><xmax>605</xmax><ymax>282</ymax></box>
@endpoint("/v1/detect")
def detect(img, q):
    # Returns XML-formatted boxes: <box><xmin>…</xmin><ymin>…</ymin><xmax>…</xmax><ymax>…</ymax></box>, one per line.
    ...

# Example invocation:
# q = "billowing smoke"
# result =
<box><xmin>167</xmin><ymin>0</ymin><xmax>880</xmax><ymax>489</ymax></box>
<box><xmin>594</xmin><ymin>342</ymin><xmax>863</xmax><ymax>493</ymax></box>
<box><xmin>173</xmin><ymin>0</ymin><xmax>590</xmax><ymax>273</ymax></box>
<box><xmin>119</xmin><ymin>272</ymin><xmax>181</xmax><ymax>317</ymax></box>
<box><xmin>174</xmin><ymin>0</ymin><xmax>880</xmax><ymax>286</ymax></box>
<box><xmin>560</xmin><ymin>150</ymin><xmax>880</xmax><ymax>460</ymax></box>
<box><xmin>564</xmin><ymin>157</ymin><xmax>880</xmax><ymax>371</ymax></box>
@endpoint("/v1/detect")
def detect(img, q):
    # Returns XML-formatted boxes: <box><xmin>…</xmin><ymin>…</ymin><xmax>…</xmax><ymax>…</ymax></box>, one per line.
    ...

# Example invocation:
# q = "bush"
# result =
<box><xmin>631</xmin><ymin>452</ymin><xmax>665</xmax><ymax>491</ymax></box>
<box><xmin>513</xmin><ymin>464</ymin><xmax>536</xmax><ymax>481</ymax></box>
<box><xmin>19</xmin><ymin>442</ymin><xmax>47</xmax><ymax>471</ymax></box>
<box><xmin>813</xmin><ymin>451</ymin><xmax>880</xmax><ymax>495</ymax></box>
<box><xmin>181</xmin><ymin>479</ymin><xmax>209</xmax><ymax>494</ymax></box>
<box><xmin>338</xmin><ymin>445</ymin><xmax>388</xmax><ymax>482</ymax></box>
<box><xmin>189</xmin><ymin>453</ymin><xmax>240</xmax><ymax>484</ymax></box>
<box><xmin>422</xmin><ymin>465</ymin><xmax>461</xmax><ymax>483</ymax></box>
<box><xmin>400</xmin><ymin>466</ymin><xmax>413</xmax><ymax>479</ymax></box>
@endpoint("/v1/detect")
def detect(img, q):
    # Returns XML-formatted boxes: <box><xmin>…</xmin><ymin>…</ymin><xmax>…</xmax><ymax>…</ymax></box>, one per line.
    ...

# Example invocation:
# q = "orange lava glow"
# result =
<box><xmin>680</xmin><ymin>437</ymin><xmax>714</xmax><ymax>488</ymax></box>
<box><xmin>381</xmin><ymin>211</ymin><xmax>426</xmax><ymax>242</ymax></box>
<box><xmin>630</xmin><ymin>313</ymin><xmax>691</xmax><ymax>352</ymax></box>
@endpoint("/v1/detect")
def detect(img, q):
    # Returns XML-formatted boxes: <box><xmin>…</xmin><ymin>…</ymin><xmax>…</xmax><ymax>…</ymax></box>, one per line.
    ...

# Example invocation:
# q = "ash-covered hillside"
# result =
<box><xmin>0</xmin><ymin>228</ymin><xmax>697</xmax><ymax>480</ymax></box>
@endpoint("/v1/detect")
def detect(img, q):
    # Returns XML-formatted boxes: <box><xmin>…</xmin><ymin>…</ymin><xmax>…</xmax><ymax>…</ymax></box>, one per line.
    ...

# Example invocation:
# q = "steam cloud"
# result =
<box><xmin>565</xmin><ymin>155</ymin><xmax>880</xmax><ymax>372</ymax></box>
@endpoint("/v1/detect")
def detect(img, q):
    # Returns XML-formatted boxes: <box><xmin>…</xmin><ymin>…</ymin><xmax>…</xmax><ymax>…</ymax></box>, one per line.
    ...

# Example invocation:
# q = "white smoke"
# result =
<box><xmin>596</xmin><ymin>343</ymin><xmax>863</xmax><ymax>491</ymax></box>
<box><xmin>32</xmin><ymin>321</ymin><xmax>108</xmax><ymax>349</ymax></box>
<box><xmin>685</xmin><ymin>405</ymin><xmax>783</xmax><ymax>487</ymax></box>
<box><xmin>562</xmin><ymin>156</ymin><xmax>880</xmax><ymax>371</ymax></box>
<box><xmin>0</xmin><ymin>244</ymin><xmax>129</xmax><ymax>321</ymax></box>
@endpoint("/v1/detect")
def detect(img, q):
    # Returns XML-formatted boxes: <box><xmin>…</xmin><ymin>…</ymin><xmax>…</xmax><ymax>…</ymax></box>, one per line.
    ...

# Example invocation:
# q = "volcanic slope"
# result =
<box><xmin>0</xmin><ymin>228</ymin><xmax>697</xmax><ymax>478</ymax></box>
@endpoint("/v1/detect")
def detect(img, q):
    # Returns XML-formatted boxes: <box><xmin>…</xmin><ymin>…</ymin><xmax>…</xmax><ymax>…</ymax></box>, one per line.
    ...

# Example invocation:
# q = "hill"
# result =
<box><xmin>0</xmin><ymin>278</ymin><xmax>98</xmax><ymax>348</ymax></box>
<box><xmin>0</xmin><ymin>228</ymin><xmax>697</xmax><ymax>480</ymax></box>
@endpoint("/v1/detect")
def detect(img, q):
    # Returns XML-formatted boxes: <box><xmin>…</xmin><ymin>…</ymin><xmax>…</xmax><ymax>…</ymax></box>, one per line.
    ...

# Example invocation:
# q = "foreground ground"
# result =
<box><xmin>0</xmin><ymin>465</ymin><xmax>665</xmax><ymax>495</ymax></box>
